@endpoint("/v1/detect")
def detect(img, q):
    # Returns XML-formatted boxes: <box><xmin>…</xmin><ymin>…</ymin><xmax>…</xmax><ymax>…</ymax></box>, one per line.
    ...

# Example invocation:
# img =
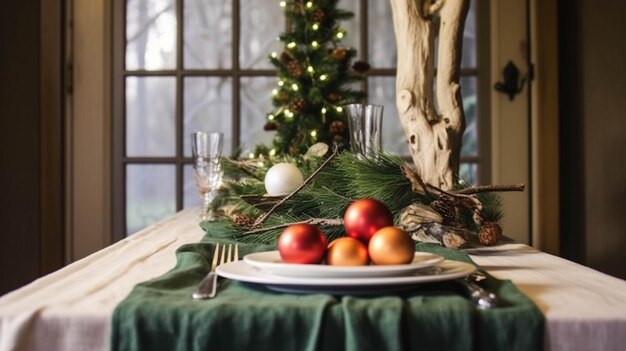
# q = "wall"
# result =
<box><xmin>559</xmin><ymin>0</ymin><xmax>626</xmax><ymax>279</ymax></box>
<box><xmin>0</xmin><ymin>1</ymin><xmax>42</xmax><ymax>294</ymax></box>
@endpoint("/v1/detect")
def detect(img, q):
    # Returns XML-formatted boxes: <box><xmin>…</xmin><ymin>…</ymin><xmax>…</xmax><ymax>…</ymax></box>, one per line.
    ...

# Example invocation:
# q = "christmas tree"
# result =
<box><xmin>261</xmin><ymin>0</ymin><xmax>369</xmax><ymax>156</ymax></box>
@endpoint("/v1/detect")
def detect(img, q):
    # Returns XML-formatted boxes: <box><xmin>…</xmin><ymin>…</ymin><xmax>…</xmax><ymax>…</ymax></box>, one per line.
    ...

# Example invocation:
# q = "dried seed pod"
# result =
<box><xmin>400</xmin><ymin>203</ymin><xmax>443</xmax><ymax>232</ymax></box>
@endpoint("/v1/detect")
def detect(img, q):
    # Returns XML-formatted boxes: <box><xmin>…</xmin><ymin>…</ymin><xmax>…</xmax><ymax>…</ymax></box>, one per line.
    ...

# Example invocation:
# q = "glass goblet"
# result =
<box><xmin>191</xmin><ymin>132</ymin><xmax>223</xmax><ymax>220</ymax></box>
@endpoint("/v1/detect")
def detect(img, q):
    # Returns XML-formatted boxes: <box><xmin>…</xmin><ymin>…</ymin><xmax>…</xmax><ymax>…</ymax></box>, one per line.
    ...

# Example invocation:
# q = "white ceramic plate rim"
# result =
<box><xmin>217</xmin><ymin>260</ymin><xmax>475</xmax><ymax>287</ymax></box>
<box><xmin>243</xmin><ymin>251</ymin><xmax>444</xmax><ymax>278</ymax></box>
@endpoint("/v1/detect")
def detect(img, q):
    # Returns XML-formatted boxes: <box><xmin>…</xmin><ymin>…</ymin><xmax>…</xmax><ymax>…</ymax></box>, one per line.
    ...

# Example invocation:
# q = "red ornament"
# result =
<box><xmin>278</xmin><ymin>224</ymin><xmax>327</xmax><ymax>264</ymax></box>
<box><xmin>343</xmin><ymin>199</ymin><xmax>394</xmax><ymax>244</ymax></box>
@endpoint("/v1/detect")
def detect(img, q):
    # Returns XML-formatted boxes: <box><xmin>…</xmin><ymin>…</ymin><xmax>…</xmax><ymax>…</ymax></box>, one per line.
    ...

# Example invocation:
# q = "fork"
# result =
<box><xmin>192</xmin><ymin>244</ymin><xmax>239</xmax><ymax>300</ymax></box>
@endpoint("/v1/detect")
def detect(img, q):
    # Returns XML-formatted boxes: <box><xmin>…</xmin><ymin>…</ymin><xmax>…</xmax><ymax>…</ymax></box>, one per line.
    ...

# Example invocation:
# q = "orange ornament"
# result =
<box><xmin>326</xmin><ymin>237</ymin><xmax>369</xmax><ymax>266</ymax></box>
<box><xmin>368</xmin><ymin>227</ymin><xmax>415</xmax><ymax>265</ymax></box>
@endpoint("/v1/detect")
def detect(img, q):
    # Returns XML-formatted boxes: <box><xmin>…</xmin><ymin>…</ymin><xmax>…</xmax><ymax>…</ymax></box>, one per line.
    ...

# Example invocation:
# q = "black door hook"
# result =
<box><xmin>494</xmin><ymin>61</ymin><xmax>527</xmax><ymax>101</ymax></box>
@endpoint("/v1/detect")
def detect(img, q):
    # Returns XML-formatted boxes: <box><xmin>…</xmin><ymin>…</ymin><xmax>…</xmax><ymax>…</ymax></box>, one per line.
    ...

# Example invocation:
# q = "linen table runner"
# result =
<box><xmin>111</xmin><ymin>221</ymin><xmax>544</xmax><ymax>351</ymax></box>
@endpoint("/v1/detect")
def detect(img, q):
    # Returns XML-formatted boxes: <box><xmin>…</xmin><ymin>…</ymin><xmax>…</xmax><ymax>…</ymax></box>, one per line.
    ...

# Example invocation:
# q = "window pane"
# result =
<box><xmin>338</xmin><ymin>0</ymin><xmax>361</xmax><ymax>53</ymax></box>
<box><xmin>368</xmin><ymin>0</ymin><xmax>396</xmax><ymax>68</ymax></box>
<box><xmin>459</xmin><ymin>162</ymin><xmax>478</xmax><ymax>185</ymax></box>
<box><xmin>126</xmin><ymin>0</ymin><xmax>176</xmax><ymax>70</ymax></box>
<box><xmin>184</xmin><ymin>77</ymin><xmax>233</xmax><ymax>157</ymax></box>
<box><xmin>183</xmin><ymin>164</ymin><xmax>199</xmax><ymax>208</ymax></box>
<box><xmin>368</xmin><ymin>76</ymin><xmax>406</xmax><ymax>156</ymax></box>
<box><xmin>126</xmin><ymin>164</ymin><xmax>176</xmax><ymax>234</ymax></box>
<box><xmin>461</xmin><ymin>76</ymin><xmax>478</xmax><ymax>157</ymax></box>
<box><xmin>240</xmin><ymin>76</ymin><xmax>275</xmax><ymax>152</ymax></box>
<box><xmin>461</xmin><ymin>1</ymin><xmax>477</xmax><ymax>69</ymax></box>
<box><xmin>184</xmin><ymin>0</ymin><xmax>232</xmax><ymax>69</ymax></box>
<box><xmin>126</xmin><ymin>76</ymin><xmax>176</xmax><ymax>157</ymax></box>
<box><xmin>240</xmin><ymin>0</ymin><xmax>283</xmax><ymax>69</ymax></box>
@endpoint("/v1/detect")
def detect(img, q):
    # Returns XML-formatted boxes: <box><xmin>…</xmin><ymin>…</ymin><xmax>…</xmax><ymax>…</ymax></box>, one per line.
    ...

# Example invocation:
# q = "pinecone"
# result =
<box><xmin>333</xmin><ymin>134</ymin><xmax>344</xmax><ymax>143</ymax></box>
<box><xmin>430</xmin><ymin>196</ymin><xmax>457</xmax><ymax>224</ymax></box>
<box><xmin>280</xmin><ymin>52</ymin><xmax>293</xmax><ymax>63</ymax></box>
<box><xmin>231</xmin><ymin>214</ymin><xmax>256</xmax><ymax>229</ymax></box>
<box><xmin>276</xmin><ymin>92</ymin><xmax>290</xmax><ymax>104</ymax></box>
<box><xmin>263</xmin><ymin>121</ymin><xmax>278</xmax><ymax>131</ymax></box>
<box><xmin>291</xmin><ymin>2</ymin><xmax>304</xmax><ymax>16</ymax></box>
<box><xmin>287</xmin><ymin>61</ymin><xmax>303</xmax><ymax>77</ymax></box>
<box><xmin>352</xmin><ymin>60</ymin><xmax>371</xmax><ymax>73</ymax></box>
<box><xmin>329</xmin><ymin>120</ymin><xmax>346</xmax><ymax>135</ymax></box>
<box><xmin>478</xmin><ymin>222</ymin><xmax>502</xmax><ymax>246</ymax></box>
<box><xmin>311</xmin><ymin>9</ymin><xmax>325</xmax><ymax>22</ymax></box>
<box><xmin>332</xmin><ymin>48</ymin><xmax>347</xmax><ymax>61</ymax></box>
<box><xmin>327</xmin><ymin>92</ymin><xmax>341</xmax><ymax>103</ymax></box>
<box><xmin>290</xmin><ymin>98</ymin><xmax>305</xmax><ymax>112</ymax></box>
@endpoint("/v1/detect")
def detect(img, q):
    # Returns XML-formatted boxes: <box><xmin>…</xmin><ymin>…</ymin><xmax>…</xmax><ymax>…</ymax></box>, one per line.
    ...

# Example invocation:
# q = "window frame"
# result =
<box><xmin>112</xmin><ymin>0</ymin><xmax>490</xmax><ymax>241</ymax></box>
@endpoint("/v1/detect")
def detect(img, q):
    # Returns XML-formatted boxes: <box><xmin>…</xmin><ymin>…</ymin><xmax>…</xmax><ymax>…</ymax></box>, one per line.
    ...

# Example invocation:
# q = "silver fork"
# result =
<box><xmin>192</xmin><ymin>244</ymin><xmax>239</xmax><ymax>300</ymax></box>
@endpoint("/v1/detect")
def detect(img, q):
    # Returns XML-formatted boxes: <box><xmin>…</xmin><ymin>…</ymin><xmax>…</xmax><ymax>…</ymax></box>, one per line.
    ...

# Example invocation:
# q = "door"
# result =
<box><xmin>490</xmin><ymin>0</ymin><xmax>532</xmax><ymax>244</ymax></box>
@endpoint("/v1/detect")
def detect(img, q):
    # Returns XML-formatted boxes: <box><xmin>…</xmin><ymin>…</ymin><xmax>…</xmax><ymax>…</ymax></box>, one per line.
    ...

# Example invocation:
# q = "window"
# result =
<box><xmin>113</xmin><ymin>0</ymin><xmax>487</xmax><ymax>239</ymax></box>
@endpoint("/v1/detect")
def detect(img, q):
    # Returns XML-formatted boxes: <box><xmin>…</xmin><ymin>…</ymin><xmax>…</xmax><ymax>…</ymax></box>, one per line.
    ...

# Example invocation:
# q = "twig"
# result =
<box><xmin>456</xmin><ymin>184</ymin><xmax>525</xmax><ymax>195</ymax></box>
<box><xmin>250</xmin><ymin>145</ymin><xmax>340</xmax><ymax>228</ymax></box>
<box><xmin>242</xmin><ymin>218</ymin><xmax>344</xmax><ymax>236</ymax></box>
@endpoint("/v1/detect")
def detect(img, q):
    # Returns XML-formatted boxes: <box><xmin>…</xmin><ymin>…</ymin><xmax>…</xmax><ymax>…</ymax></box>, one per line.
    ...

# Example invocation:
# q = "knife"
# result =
<box><xmin>458</xmin><ymin>273</ymin><xmax>498</xmax><ymax>309</ymax></box>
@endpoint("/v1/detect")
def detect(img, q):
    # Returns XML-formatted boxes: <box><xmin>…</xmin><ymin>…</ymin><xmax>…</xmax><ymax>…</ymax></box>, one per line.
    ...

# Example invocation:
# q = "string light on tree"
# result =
<box><xmin>260</xmin><ymin>0</ymin><xmax>369</xmax><ymax>156</ymax></box>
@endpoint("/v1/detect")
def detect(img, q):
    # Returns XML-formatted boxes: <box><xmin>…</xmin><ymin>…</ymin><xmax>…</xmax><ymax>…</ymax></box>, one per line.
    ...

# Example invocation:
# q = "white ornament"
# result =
<box><xmin>264</xmin><ymin>163</ymin><xmax>304</xmax><ymax>196</ymax></box>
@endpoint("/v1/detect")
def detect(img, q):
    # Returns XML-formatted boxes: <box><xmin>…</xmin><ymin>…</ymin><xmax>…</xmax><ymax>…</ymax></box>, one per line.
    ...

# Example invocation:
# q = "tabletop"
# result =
<box><xmin>0</xmin><ymin>209</ymin><xmax>625</xmax><ymax>351</ymax></box>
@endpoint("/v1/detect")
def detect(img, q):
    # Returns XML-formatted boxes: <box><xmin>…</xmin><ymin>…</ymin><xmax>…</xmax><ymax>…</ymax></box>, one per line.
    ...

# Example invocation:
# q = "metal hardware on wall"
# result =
<box><xmin>494</xmin><ymin>60</ymin><xmax>527</xmax><ymax>101</ymax></box>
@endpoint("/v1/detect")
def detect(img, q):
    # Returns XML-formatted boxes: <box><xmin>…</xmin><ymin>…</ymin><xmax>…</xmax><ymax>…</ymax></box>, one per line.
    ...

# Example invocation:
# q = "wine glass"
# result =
<box><xmin>345</xmin><ymin>103</ymin><xmax>384</xmax><ymax>158</ymax></box>
<box><xmin>191</xmin><ymin>132</ymin><xmax>224</xmax><ymax>220</ymax></box>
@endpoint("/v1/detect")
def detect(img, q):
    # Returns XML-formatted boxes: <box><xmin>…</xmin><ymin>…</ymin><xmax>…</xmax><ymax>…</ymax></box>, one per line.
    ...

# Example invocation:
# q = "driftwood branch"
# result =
<box><xmin>401</xmin><ymin>165</ymin><xmax>524</xmax><ymax>225</ymax></box>
<box><xmin>390</xmin><ymin>0</ymin><xmax>470</xmax><ymax>190</ymax></box>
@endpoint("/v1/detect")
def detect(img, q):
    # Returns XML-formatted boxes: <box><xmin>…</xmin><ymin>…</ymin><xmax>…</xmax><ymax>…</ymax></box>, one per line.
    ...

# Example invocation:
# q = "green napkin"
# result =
<box><xmin>111</xmin><ymin>221</ymin><xmax>544</xmax><ymax>351</ymax></box>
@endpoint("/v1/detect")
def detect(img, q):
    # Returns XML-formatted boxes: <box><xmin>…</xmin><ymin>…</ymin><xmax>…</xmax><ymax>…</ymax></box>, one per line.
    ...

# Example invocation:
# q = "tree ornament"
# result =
<box><xmin>264</xmin><ymin>121</ymin><xmax>278</xmax><ymax>131</ymax></box>
<box><xmin>311</xmin><ymin>9</ymin><xmax>325</xmax><ymax>22</ymax></box>
<box><xmin>326</xmin><ymin>237</ymin><xmax>369</xmax><ymax>266</ymax></box>
<box><xmin>478</xmin><ymin>222</ymin><xmax>502</xmax><ymax>246</ymax></box>
<box><xmin>278</xmin><ymin>223</ymin><xmax>327</xmax><ymax>264</ymax></box>
<box><xmin>290</xmin><ymin>98</ymin><xmax>305</xmax><ymax>112</ymax></box>
<box><xmin>332</xmin><ymin>47</ymin><xmax>347</xmax><ymax>61</ymax></box>
<box><xmin>329</xmin><ymin>120</ymin><xmax>346</xmax><ymax>135</ymax></box>
<box><xmin>264</xmin><ymin>163</ymin><xmax>304</xmax><ymax>196</ymax></box>
<box><xmin>280</xmin><ymin>52</ymin><xmax>293</xmax><ymax>63</ymax></box>
<box><xmin>368</xmin><ymin>226</ymin><xmax>415</xmax><ymax>265</ymax></box>
<box><xmin>288</xmin><ymin>132</ymin><xmax>305</xmax><ymax>155</ymax></box>
<box><xmin>277</xmin><ymin>91</ymin><xmax>290</xmax><ymax>104</ymax></box>
<box><xmin>344</xmin><ymin>199</ymin><xmax>394</xmax><ymax>244</ymax></box>
<box><xmin>291</xmin><ymin>2</ymin><xmax>304</xmax><ymax>16</ymax></box>
<box><xmin>327</xmin><ymin>92</ymin><xmax>341</xmax><ymax>103</ymax></box>
<box><xmin>352</xmin><ymin>61</ymin><xmax>371</xmax><ymax>73</ymax></box>
<box><xmin>287</xmin><ymin>60</ymin><xmax>303</xmax><ymax>77</ymax></box>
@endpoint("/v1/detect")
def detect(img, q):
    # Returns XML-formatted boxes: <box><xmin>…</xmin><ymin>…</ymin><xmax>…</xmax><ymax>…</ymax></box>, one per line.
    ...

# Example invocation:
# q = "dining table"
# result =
<box><xmin>0</xmin><ymin>208</ymin><xmax>625</xmax><ymax>351</ymax></box>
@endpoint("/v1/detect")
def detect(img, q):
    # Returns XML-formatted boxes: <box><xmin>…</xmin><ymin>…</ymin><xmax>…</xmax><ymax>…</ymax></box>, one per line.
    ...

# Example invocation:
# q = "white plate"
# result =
<box><xmin>217</xmin><ymin>260</ymin><xmax>476</xmax><ymax>295</ymax></box>
<box><xmin>243</xmin><ymin>251</ymin><xmax>444</xmax><ymax>278</ymax></box>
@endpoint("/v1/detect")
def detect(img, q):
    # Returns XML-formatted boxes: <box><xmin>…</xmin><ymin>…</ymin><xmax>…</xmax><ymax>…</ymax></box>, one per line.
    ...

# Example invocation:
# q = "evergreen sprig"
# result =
<box><xmin>210</xmin><ymin>150</ymin><xmax>505</xmax><ymax>245</ymax></box>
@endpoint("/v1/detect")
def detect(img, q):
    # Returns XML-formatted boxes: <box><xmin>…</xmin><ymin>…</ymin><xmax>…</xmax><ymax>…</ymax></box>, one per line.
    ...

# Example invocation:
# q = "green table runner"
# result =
<box><xmin>111</xmin><ymin>222</ymin><xmax>543</xmax><ymax>351</ymax></box>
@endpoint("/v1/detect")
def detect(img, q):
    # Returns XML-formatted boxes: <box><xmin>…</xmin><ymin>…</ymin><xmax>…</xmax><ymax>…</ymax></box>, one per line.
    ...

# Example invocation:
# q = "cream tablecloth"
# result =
<box><xmin>0</xmin><ymin>209</ymin><xmax>625</xmax><ymax>351</ymax></box>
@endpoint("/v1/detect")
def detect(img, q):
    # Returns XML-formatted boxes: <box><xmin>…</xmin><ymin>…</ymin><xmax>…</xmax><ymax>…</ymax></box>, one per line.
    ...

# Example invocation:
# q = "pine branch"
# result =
<box><xmin>251</xmin><ymin>145</ymin><xmax>339</xmax><ymax>228</ymax></box>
